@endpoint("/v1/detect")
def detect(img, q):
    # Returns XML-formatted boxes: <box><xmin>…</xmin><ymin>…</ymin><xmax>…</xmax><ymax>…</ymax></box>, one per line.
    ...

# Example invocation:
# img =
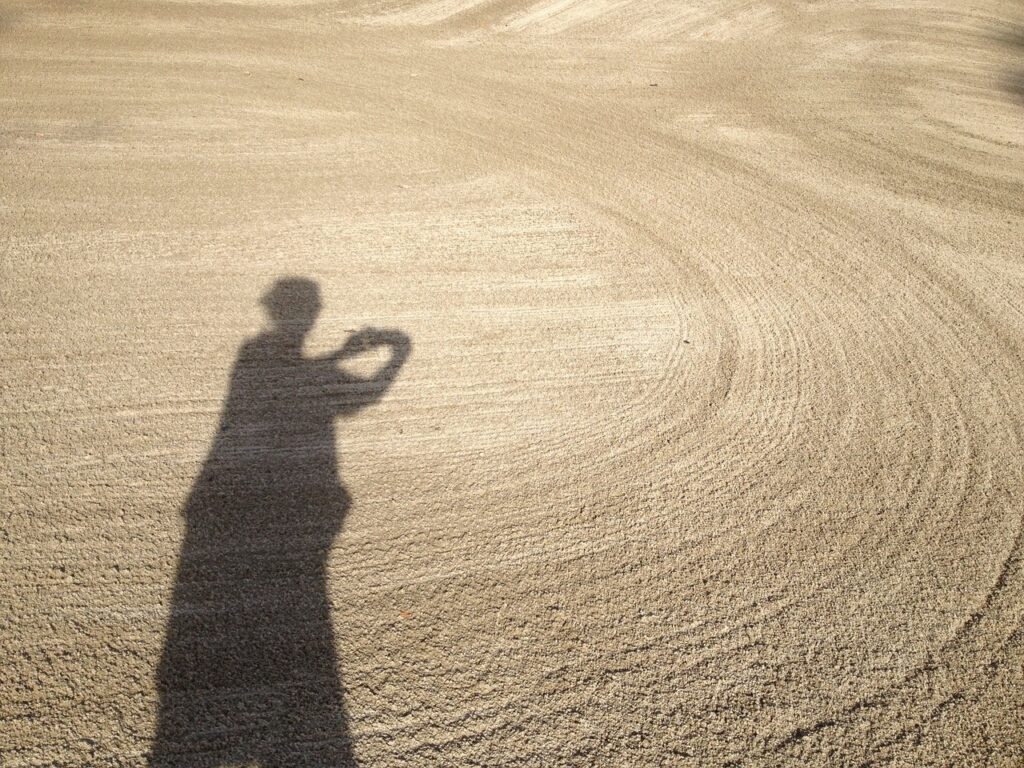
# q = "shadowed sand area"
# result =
<box><xmin>151</xmin><ymin>278</ymin><xmax>408</xmax><ymax>767</ymax></box>
<box><xmin>1</xmin><ymin>1</ymin><xmax>1023</xmax><ymax>766</ymax></box>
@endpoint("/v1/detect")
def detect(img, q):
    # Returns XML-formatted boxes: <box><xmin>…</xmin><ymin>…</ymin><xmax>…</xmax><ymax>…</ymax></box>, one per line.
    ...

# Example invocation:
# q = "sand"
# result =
<box><xmin>2</xmin><ymin>1</ymin><xmax>1023</xmax><ymax>765</ymax></box>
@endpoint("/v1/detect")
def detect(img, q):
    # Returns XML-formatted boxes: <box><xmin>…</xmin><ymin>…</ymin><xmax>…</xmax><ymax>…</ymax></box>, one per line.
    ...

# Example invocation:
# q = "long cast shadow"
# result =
<box><xmin>150</xmin><ymin>277</ymin><xmax>410</xmax><ymax>767</ymax></box>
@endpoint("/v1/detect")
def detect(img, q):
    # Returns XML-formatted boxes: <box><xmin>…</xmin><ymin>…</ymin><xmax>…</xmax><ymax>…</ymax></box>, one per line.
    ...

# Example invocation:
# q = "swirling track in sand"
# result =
<box><xmin>2</xmin><ymin>1</ymin><xmax>1022</xmax><ymax>765</ymax></box>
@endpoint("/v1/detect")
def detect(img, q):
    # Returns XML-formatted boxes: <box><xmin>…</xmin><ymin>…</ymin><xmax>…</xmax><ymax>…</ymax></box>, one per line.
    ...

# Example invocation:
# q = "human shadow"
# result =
<box><xmin>150</xmin><ymin>277</ymin><xmax>410</xmax><ymax>768</ymax></box>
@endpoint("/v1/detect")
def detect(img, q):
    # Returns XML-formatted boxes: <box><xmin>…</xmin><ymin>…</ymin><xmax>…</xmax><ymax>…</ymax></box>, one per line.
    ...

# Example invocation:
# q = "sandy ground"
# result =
<box><xmin>2</xmin><ymin>1</ymin><xmax>1024</xmax><ymax>765</ymax></box>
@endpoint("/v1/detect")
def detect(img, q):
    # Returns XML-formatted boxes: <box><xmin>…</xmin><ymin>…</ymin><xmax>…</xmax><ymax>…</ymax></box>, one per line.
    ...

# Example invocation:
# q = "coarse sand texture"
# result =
<box><xmin>2</xmin><ymin>1</ymin><xmax>1023</xmax><ymax>766</ymax></box>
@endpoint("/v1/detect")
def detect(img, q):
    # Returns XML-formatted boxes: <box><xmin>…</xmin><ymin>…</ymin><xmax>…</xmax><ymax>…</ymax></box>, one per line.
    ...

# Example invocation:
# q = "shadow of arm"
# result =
<box><xmin>325</xmin><ymin>328</ymin><xmax>411</xmax><ymax>414</ymax></box>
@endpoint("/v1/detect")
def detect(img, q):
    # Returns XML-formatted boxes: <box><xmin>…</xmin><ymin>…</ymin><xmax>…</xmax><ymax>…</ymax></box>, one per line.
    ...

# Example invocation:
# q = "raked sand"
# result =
<box><xmin>2</xmin><ymin>1</ymin><xmax>1023</xmax><ymax>765</ymax></box>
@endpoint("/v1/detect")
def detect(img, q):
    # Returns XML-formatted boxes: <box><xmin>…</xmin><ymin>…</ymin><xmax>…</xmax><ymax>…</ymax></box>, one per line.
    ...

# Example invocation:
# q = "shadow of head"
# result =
<box><xmin>261</xmin><ymin>276</ymin><xmax>322</xmax><ymax>336</ymax></box>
